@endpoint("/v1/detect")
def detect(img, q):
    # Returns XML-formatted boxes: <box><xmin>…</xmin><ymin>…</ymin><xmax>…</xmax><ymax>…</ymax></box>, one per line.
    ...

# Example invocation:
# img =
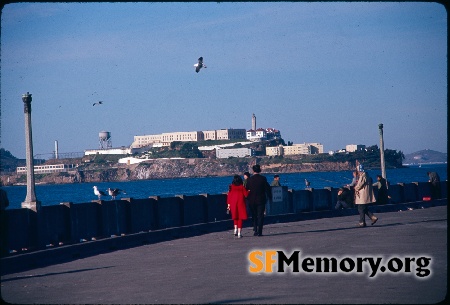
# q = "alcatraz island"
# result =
<box><xmin>1</xmin><ymin>140</ymin><xmax>404</xmax><ymax>185</ymax></box>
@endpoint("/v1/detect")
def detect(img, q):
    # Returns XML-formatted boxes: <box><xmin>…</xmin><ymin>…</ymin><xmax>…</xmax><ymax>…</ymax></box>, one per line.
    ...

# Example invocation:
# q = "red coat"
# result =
<box><xmin>227</xmin><ymin>184</ymin><xmax>249</xmax><ymax>220</ymax></box>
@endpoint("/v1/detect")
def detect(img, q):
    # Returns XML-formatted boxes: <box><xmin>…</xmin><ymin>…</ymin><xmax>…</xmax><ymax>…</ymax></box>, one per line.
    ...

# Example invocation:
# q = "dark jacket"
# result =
<box><xmin>246</xmin><ymin>174</ymin><xmax>272</xmax><ymax>205</ymax></box>
<box><xmin>338</xmin><ymin>188</ymin><xmax>353</xmax><ymax>206</ymax></box>
<box><xmin>374</xmin><ymin>177</ymin><xmax>389</xmax><ymax>205</ymax></box>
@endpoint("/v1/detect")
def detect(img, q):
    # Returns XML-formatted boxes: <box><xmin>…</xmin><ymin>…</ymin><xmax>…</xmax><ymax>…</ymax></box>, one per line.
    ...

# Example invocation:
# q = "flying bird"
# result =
<box><xmin>194</xmin><ymin>57</ymin><xmax>207</xmax><ymax>73</ymax></box>
<box><xmin>93</xmin><ymin>186</ymin><xmax>107</xmax><ymax>199</ymax></box>
<box><xmin>107</xmin><ymin>188</ymin><xmax>126</xmax><ymax>200</ymax></box>
<box><xmin>93</xmin><ymin>101</ymin><xmax>104</xmax><ymax>106</ymax></box>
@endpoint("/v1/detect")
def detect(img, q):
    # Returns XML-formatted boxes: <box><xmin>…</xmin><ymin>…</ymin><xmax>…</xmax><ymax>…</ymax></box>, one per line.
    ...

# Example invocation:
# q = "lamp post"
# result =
<box><xmin>378</xmin><ymin>123</ymin><xmax>386</xmax><ymax>180</ymax></box>
<box><xmin>21</xmin><ymin>92</ymin><xmax>41</xmax><ymax>211</ymax></box>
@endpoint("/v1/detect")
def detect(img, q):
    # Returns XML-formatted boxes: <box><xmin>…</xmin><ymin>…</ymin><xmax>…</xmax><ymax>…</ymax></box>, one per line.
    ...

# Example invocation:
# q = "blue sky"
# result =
<box><xmin>1</xmin><ymin>2</ymin><xmax>447</xmax><ymax>159</ymax></box>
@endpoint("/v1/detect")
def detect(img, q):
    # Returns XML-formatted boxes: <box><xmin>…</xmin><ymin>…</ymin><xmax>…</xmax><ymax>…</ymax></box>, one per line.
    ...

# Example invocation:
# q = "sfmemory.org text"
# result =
<box><xmin>248</xmin><ymin>250</ymin><xmax>432</xmax><ymax>278</ymax></box>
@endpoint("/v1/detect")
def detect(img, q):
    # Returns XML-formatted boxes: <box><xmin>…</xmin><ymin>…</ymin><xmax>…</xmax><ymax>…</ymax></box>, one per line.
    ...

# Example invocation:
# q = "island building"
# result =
<box><xmin>17</xmin><ymin>164</ymin><xmax>76</xmax><ymax>174</ymax></box>
<box><xmin>345</xmin><ymin>144</ymin><xmax>366</xmax><ymax>152</ymax></box>
<box><xmin>246</xmin><ymin>113</ymin><xmax>281</xmax><ymax>142</ymax></box>
<box><xmin>266</xmin><ymin>143</ymin><xmax>324</xmax><ymax>156</ymax></box>
<box><xmin>216</xmin><ymin>147</ymin><xmax>255</xmax><ymax>159</ymax></box>
<box><xmin>131</xmin><ymin>128</ymin><xmax>247</xmax><ymax>148</ymax></box>
<box><xmin>246</xmin><ymin>127</ymin><xmax>281</xmax><ymax>142</ymax></box>
<box><xmin>131</xmin><ymin>114</ymin><xmax>282</xmax><ymax>148</ymax></box>
<box><xmin>85</xmin><ymin>114</ymin><xmax>320</xmax><ymax>158</ymax></box>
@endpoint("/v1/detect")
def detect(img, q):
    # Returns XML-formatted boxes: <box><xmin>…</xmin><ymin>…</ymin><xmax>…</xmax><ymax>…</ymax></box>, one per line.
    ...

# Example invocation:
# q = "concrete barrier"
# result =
<box><xmin>151</xmin><ymin>196</ymin><xmax>183</xmax><ymax>229</ymax></box>
<box><xmin>177</xmin><ymin>195</ymin><xmax>207</xmax><ymax>226</ymax></box>
<box><xmin>267</xmin><ymin>186</ymin><xmax>290</xmax><ymax>215</ymax></box>
<box><xmin>415</xmin><ymin>182</ymin><xmax>432</xmax><ymax>201</ymax></box>
<box><xmin>291</xmin><ymin>189</ymin><xmax>313</xmax><ymax>213</ymax></box>
<box><xmin>121</xmin><ymin>198</ymin><xmax>157</xmax><ymax>233</ymax></box>
<box><xmin>440</xmin><ymin>181</ymin><xmax>447</xmax><ymax>199</ymax></box>
<box><xmin>2</xmin><ymin>198</ymin><xmax>447</xmax><ymax>276</ymax></box>
<box><xmin>312</xmin><ymin>188</ymin><xmax>332</xmax><ymax>211</ymax></box>
<box><xmin>202</xmin><ymin>194</ymin><xmax>228</xmax><ymax>222</ymax></box>
<box><xmin>4</xmin><ymin>208</ymin><xmax>37</xmax><ymax>252</ymax></box>
<box><xmin>388</xmin><ymin>184</ymin><xmax>404</xmax><ymax>204</ymax></box>
<box><xmin>329</xmin><ymin>187</ymin><xmax>339</xmax><ymax>209</ymax></box>
<box><xmin>38</xmin><ymin>204</ymin><xmax>70</xmax><ymax>248</ymax></box>
<box><xmin>98</xmin><ymin>200</ymin><xmax>128</xmax><ymax>237</ymax></box>
<box><xmin>2</xmin><ymin>181</ymin><xmax>447</xmax><ymax>257</ymax></box>
<box><xmin>63</xmin><ymin>202</ymin><xmax>101</xmax><ymax>243</ymax></box>
<box><xmin>287</xmin><ymin>189</ymin><xmax>293</xmax><ymax>212</ymax></box>
<box><xmin>401</xmin><ymin>183</ymin><xmax>418</xmax><ymax>203</ymax></box>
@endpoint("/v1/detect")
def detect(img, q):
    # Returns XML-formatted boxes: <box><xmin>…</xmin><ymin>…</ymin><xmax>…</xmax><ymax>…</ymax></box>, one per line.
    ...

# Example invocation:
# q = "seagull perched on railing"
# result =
<box><xmin>305</xmin><ymin>179</ymin><xmax>311</xmax><ymax>189</ymax></box>
<box><xmin>194</xmin><ymin>57</ymin><xmax>207</xmax><ymax>73</ymax></box>
<box><xmin>107</xmin><ymin>188</ymin><xmax>126</xmax><ymax>200</ymax></box>
<box><xmin>93</xmin><ymin>186</ymin><xmax>106</xmax><ymax>199</ymax></box>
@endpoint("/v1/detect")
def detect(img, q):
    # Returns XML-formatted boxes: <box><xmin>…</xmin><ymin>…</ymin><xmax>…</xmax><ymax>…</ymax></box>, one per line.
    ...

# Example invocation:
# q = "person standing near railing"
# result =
<box><xmin>373</xmin><ymin>175</ymin><xmax>389</xmax><ymax>205</ymax></box>
<box><xmin>427</xmin><ymin>172</ymin><xmax>441</xmax><ymax>199</ymax></box>
<box><xmin>271</xmin><ymin>174</ymin><xmax>281</xmax><ymax>186</ymax></box>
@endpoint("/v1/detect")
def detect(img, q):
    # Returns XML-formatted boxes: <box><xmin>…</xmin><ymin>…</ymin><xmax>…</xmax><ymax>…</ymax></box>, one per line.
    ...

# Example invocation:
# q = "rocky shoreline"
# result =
<box><xmin>1</xmin><ymin>158</ymin><xmax>355</xmax><ymax>185</ymax></box>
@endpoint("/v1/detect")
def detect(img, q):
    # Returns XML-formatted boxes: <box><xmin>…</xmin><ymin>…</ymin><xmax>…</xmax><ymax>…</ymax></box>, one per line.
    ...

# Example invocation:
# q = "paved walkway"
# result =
<box><xmin>1</xmin><ymin>204</ymin><xmax>447</xmax><ymax>304</ymax></box>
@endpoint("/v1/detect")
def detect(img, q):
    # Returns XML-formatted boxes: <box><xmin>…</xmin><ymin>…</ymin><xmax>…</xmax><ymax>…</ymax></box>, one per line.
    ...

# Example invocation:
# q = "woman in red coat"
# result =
<box><xmin>227</xmin><ymin>175</ymin><xmax>249</xmax><ymax>238</ymax></box>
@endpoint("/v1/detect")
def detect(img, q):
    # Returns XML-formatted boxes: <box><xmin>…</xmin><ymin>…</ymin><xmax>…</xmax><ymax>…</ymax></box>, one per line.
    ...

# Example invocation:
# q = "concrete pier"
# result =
<box><xmin>0</xmin><ymin>181</ymin><xmax>447</xmax><ymax>257</ymax></box>
<box><xmin>1</xmin><ymin>203</ymin><xmax>446</xmax><ymax>304</ymax></box>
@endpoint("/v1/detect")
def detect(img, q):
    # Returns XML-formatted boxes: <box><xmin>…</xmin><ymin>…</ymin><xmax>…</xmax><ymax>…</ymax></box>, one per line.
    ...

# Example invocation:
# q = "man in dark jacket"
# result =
<box><xmin>373</xmin><ymin>175</ymin><xmax>389</xmax><ymax>205</ymax></box>
<box><xmin>427</xmin><ymin>172</ymin><xmax>441</xmax><ymax>199</ymax></box>
<box><xmin>335</xmin><ymin>187</ymin><xmax>353</xmax><ymax>209</ymax></box>
<box><xmin>246</xmin><ymin>164</ymin><xmax>272</xmax><ymax>236</ymax></box>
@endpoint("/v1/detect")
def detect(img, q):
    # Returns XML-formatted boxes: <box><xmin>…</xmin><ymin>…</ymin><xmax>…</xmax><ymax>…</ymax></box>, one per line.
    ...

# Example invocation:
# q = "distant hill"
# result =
<box><xmin>0</xmin><ymin>148</ymin><xmax>27</xmax><ymax>173</ymax></box>
<box><xmin>403</xmin><ymin>149</ymin><xmax>447</xmax><ymax>165</ymax></box>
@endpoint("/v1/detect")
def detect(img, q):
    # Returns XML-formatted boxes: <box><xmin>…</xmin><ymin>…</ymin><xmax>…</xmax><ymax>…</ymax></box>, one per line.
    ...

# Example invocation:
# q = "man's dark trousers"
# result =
<box><xmin>250</xmin><ymin>204</ymin><xmax>265</xmax><ymax>235</ymax></box>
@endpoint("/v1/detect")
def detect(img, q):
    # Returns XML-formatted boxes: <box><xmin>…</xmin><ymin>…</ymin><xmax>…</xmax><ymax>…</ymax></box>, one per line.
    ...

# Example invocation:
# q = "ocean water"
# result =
<box><xmin>2</xmin><ymin>164</ymin><xmax>447</xmax><ymax>210</ymax></box>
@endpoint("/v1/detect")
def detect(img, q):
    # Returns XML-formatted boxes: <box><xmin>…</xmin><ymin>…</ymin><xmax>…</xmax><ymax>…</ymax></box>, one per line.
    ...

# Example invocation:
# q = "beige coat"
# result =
<box><xmin>354</xmin><ymin>172</ymin><xmax>376</xmax><ymax>204</ymax></box>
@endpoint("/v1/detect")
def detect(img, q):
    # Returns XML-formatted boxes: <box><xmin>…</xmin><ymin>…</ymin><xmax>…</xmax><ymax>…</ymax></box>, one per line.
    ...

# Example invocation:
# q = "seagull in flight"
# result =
<box><xmin>93</xmin><ymin>186</ymin><xmax>106</xmax><ymax>199</ymax></box>
<box><xmin>194</xmin><ymin>57</ymin><xmax>207</xmax><ymax>73</ymax></box>
<box><xmin>93</xmin><ymin>101</ymin><xmax>104</xmax><ymax>106</ymax></box>
<box><xmin>107</xmin><ymin>188</ymin><xmax>126</xmax><ymax>200</ymax></box>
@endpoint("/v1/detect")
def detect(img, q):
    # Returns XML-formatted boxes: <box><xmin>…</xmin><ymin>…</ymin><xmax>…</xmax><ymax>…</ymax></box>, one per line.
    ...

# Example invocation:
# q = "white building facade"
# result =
<box><xmin>132</xmin><ymin>134</ymin><xmax>162</xmax><ymax>148</ymax></box>
<box><xmin>216</xmin><ymin>148</ymin><xmax>254</xmax><ymax>159</ymax></box>
<box><xmin>161</xmin><ymin>131</ymin><xmax>204</xmax><ymax>145</ymax></box>
<box><xmin>17</xmin><ymin>164</ymin><xmax>76</xmax><ymax>174</ymax></box>
<box><xmin>131</xmin><ymin>128</ymin><xmax>246</xmax><ymax>148</ymax></box>
<box><xmin>246</xmin><ymin>128</ymin><xmax>267</xmax><ymax>141</ymax></box>
<box><xmin>266</xmin><ymin>145</ymin><xmax>284</xmax><ymax>156</ymax></box>
<box><xmin>266</xmin><ymin>143</ymin><xmax>324</xmax><ymax>156</ymax></box>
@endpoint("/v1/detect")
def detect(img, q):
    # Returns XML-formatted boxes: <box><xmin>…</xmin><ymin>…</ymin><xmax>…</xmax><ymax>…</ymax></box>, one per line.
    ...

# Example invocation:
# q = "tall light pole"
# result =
<box><xmin>378</xmin><ymin>123</ymin><xmax>386</xmax><ymax>180</ymax></box>
<box><xmin>21</xmin><ymin>92</ymin><xmax>41</xmax><ymax>211</ymax></box>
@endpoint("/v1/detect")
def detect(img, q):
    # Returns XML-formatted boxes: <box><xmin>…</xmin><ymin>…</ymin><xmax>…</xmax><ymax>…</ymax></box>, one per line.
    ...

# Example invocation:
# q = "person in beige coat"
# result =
<box><xmin>354</xmin><ymin>165</ymin><xmax>378</xmax><ymax>227</ymax></box>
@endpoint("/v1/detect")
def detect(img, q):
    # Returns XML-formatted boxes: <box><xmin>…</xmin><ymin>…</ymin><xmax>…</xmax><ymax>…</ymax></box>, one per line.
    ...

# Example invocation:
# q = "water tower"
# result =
<box><xmin>99</xmin><ymin>131</ymin><xmax>112</xmax><ymax>149</ymax></box>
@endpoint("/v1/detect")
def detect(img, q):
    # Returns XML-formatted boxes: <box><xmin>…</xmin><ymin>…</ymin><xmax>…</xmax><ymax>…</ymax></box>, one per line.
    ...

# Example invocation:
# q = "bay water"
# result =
<box><xmin>2</xmin><ymin>164</ymin><xmax>447</xmax><ymax>210</ymax></box>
